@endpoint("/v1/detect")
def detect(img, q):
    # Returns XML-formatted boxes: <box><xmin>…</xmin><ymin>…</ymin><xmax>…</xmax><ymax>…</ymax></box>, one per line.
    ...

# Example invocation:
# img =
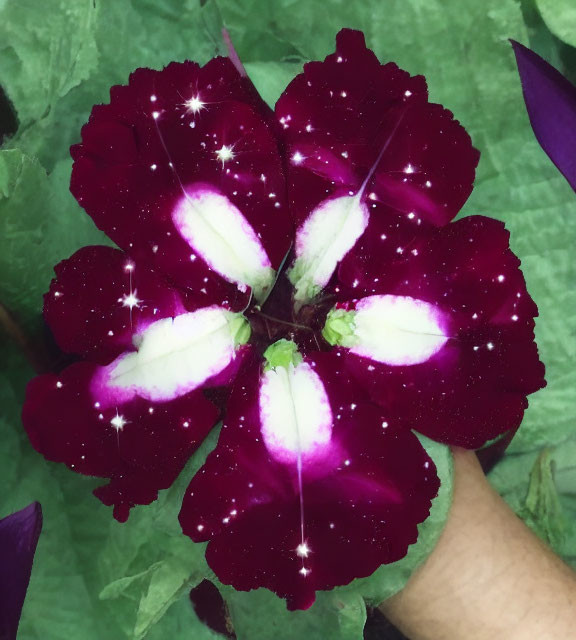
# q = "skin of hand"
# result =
<box><xmin>379</xmin><ymin>448</ymin><xmax>576</xmax><ymax>640</ymax></box>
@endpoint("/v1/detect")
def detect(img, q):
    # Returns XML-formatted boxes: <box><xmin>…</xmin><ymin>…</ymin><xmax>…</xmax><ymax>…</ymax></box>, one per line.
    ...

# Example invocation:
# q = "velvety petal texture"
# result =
<box><xmin>0</xmin><ymin>502</ymin><xmax>42</xmax><ymax>640</ymax></box>
<box><xmin>276</xmin><ymin>29</ymin><xmax>479</xmax><ymax>303</ymax></box>
<box><xmin>330</xmin><ymin>215</ymin><xmax>545</xmax><ymax>448</ymax></box>
<box><xmin>44</xmin><ymin>246</ymin><xmax>188</xmax><ymax>363</ymax></box>
<box><xmin>180</xmin><ymin>350</ymin><xmax>439</xmax><ymax>610</ymax></box>
<box><xmin>512</xmin><ymin>39</ymin><xmax>576</xmax><ymax>191</ymax></box>
<box><xmin>71</xmin><ymin>57</ymin><xmax>293</xmax><ymax>304</ymax></box>
<box><xmin>23</xmin><ymin>363</ymin><xmax>219</xmax><ymax>521</ymax></box>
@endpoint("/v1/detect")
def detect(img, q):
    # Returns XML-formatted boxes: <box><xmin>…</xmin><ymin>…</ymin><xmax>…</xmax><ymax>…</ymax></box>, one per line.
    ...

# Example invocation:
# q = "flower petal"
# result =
<box><xmin>330</xmin><ymin>215</ymin><xmax>546</xmax><ymax>448</ymax></box>
<box><xmin>71</xmin><ymin>58</ymin><xmax>292</xmax><ymax>303</ymax></box>
<box><xmin>22</xmin><ymin>362</ymin><xmax>219</xmax><ymax>521</ymax></box>
<box><xmin>44</xmin><ymin>246</ymin><xmax>188</xmax><ymax>363</ymax></box>
<box><xmin>511</xmin><ymin>40</ymin><xmax>576</xmax><ymax>191</ymax></box>
<box><xmin>179</xmin><ymin>349</ymin><xmax>438</xmax><ymax>609</ymax></box>
<box><xmin>91</xmin><ymin>306</ymin><xmax>251</xmax><ymax>404</ymax></box>
<box><xmin>277</xmin><ymin>29</ymin><xmax>478</xmax><ymax>303</ymax></box>
<box><xmin>0</xmin><ymin>502</ymin><xmax>42</xmax><ymax>639</ymax></box>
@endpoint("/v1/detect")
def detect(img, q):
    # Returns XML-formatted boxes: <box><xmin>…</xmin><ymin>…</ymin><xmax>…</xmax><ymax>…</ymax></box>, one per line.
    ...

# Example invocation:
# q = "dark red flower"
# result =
<box><xmin>180</xmin><ymin>348</ymin><xmax>438</xmax><ymax>610</ymax></box>
<box><xmin>22</xmin><ymin>29</ymin><xmax>545</xmax><ymax>608</ymax></box>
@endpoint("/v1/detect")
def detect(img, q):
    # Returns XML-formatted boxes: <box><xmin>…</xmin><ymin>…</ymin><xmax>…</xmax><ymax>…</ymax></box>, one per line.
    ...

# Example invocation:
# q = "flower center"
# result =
<box><xmin>245</xmin><ymin>269</ymin><xmax>335</xmax><ymax>356</ymax></box>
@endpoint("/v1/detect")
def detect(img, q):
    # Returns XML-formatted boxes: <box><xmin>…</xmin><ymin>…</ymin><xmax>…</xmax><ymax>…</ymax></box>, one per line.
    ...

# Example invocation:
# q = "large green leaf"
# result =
<box><xmin>518</xmin><ymin>449</ymin><xmax>568</xmax><ymax>548</ymax></box>
<box><xmin>488</xmin><ymin>437</ymin><xmax>576</xmax><ymax>567</ymax></box>
<box><xmin>225</xmin><ymin>588</ymin><xmax>366</xmax><ymax>640</ymax></box>
<box><xmin>0</xmin><ymin>0</ymin><xmax>98</xmax><ymax>129</ymax></box>
<box><xmin>244</xmin><ymin>61</ymin><xmax>303</xmax><ymax>107</ymax></box>
<box><xmin>0</xmin><ymin>150</ymin><xmax>108</xmax><ymax>330</ymax></box>
<box><xmin>535</xmin><ymin>0</ymin><xmax>576</xmax><ymax>48</ymax></box>
<box><xmin>3</xmin><ymin>0</ymin><xmax>224</xmax><ymax>170</ymax></box>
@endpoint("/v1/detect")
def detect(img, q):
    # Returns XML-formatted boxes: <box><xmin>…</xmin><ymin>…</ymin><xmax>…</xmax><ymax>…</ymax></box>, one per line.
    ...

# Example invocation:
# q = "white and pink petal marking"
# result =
<box><xmin>289</xmin><ymin>193</ymin><xmax>370</xmax><ymax>304</ymax></box>
<box><xmin>172</xmin><ymin>184</ymin><xmax>274</xmax><ymax>302</ymax></box>
<box><xmin>337</xmin><ymin>295</ymin><xmax>449</xmax><ymax>365</ymax></box>
<box><xmin>92</xmin><ymin>306</ymin><xmax>249</xmax><ymax>405</ymax></box>
<box><xmin>259</xmin><ymin>361</ymin><xmax>333</xmax><ymax>465</ymax></box>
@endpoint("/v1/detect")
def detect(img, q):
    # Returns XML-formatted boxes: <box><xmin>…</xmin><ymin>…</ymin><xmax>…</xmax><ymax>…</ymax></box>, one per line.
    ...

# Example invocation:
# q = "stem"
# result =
<box><xmin>222</xmin><ymin>28</ymin><xmax>248</xmax><ymax>77</ymax></box>
<box><xmin>255</xmin><ymin>310</ymin><xmax>314</xmax><ymax>332</ymax></box>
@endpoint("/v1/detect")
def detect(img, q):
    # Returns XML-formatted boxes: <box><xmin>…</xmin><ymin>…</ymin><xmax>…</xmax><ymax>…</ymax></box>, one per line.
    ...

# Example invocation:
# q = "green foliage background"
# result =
<box><xmin>0</xmin><ymin>0</ymin><xmax>574</xmax><ymax>638</ymax></box>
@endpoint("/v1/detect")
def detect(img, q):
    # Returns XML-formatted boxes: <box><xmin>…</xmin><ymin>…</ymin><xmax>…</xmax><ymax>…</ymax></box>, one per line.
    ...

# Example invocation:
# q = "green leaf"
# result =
<box><xmin>94</xmin><ymin>425</ymin><xmax>221</xmax><ymax>637</ymax></box>
<box><xmin>518</xmin><ymin>449</ymin><xmax>567</xmax><ymax>548</ymax></box>
<box><xmin>535</xmin><ymin>0</ymin><xmax>576</xmax><ymax>48</ymax></box>
<box><xmin>520</xmin><ymin>0</ymin><xmax>565</xmax><ymax>72</ymax></box>
<box><xmin>244</xmin><ymin>61</ymin><xmax>303</xmax><ymax>107</ymax></box>
<box><xmin>4</xmin><ymin>0</ymin><xmax>224</xmax><ymax>170</ymax></box>
<box><xmin>0</xmin><ymin>150</ymin><xmax>108</xmax><ymax>330</ymax></box>
<box><xmin>225</xmin><ymin>588</ymin><xmax>366</xmax><ymax>640</ymax></box>
<box><xmin>0</xmin><ymin>346</ymin><xmax>112</xmax><ymax>640</ymax></box>
<box><xmin>215</xmin><ymin>0</ymin><xmax>304</xmax><ymax>62</ymax></box>
<box><xmin>489</xmin><ymin>436</ymin><xmax>576</xmax><ymax>566</ymax></box>
<box><xmin>0</xmin><ymin>0</ymin><xmax>98</xmax><ymax>129</ymax></box>
<box><xmin>99</xmin><ymin>563</ymin><xmax>163</xmax><ymax>601</ymax></box>
<box><xmin>133</xmin><ymin>554</ymin><xmax>197</xmax><ymax>640</ymax></box>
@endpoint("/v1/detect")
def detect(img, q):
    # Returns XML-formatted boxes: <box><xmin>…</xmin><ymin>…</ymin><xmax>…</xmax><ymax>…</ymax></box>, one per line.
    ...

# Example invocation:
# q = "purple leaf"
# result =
<box><xmin>0</xmin><ymin>502</ymin><xmax>42</xmax><ymax>639</ymax></box>
<box><xmin>511</xmin><ymin>39</ymin><xmax>576</xmax><ymax>191</ymax></box>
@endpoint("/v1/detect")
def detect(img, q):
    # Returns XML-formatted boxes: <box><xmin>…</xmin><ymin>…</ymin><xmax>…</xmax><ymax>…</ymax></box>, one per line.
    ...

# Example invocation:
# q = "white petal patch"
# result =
<box><xmin>94</xmin><ymin>307</ymin><xmax>241</xmax><ymax>404</ymax></box>
<box><xmin>289</xmin><ymin>193</ymin><xmax>369</xmax><ymax>304</ymax></box>
<box><xmin>172</xmin><ymin>185</ymin><xmax>274</xmax><ymax>301</ymax></box>
<box><xmin>259</xmin><ymin>362</ymin><xmax>333</xmax><ymax>464</ymax></box>
<box><xmin>350</xmin><ymin>295</ymin><xmax>449</xmax><ymax>365</ymax></box>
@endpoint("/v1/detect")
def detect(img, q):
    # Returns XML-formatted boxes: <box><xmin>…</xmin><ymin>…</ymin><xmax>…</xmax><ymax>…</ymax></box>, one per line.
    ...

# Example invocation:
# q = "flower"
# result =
<box><xmin>0</xmin><ymin>502</ymin><xmax>42</xmax><ymax>638</ymax></box>
<box><xmin>22</xmin><ymin>29</ymin><xmax>545</xmax><ymax>609</ymax></box>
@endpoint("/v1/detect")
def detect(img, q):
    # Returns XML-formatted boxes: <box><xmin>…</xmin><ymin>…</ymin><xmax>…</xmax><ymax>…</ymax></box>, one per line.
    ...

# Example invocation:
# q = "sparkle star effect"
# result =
<box><xmin>215</xmin><ymin>144</ymin><xmax>235</xmax><ymax>166</ymax></box>
<box><xmin>291</xmin><ymin>151</ymin><xmax>305</xmax><ymax>165</ymax></box>
<box><xmin>110</xmin><ymin>412</ymin><xmax>127</xmax><ymax>431</ymax></box>
<box><xmin>184</xmin><ymin>95</ymin><xmax>206</xmax><ymax>115</ymax></box>
<box><xmin>121</xmin><ymin>291</ymin><xmax>141</xmax><ymax>310</ymax></box>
